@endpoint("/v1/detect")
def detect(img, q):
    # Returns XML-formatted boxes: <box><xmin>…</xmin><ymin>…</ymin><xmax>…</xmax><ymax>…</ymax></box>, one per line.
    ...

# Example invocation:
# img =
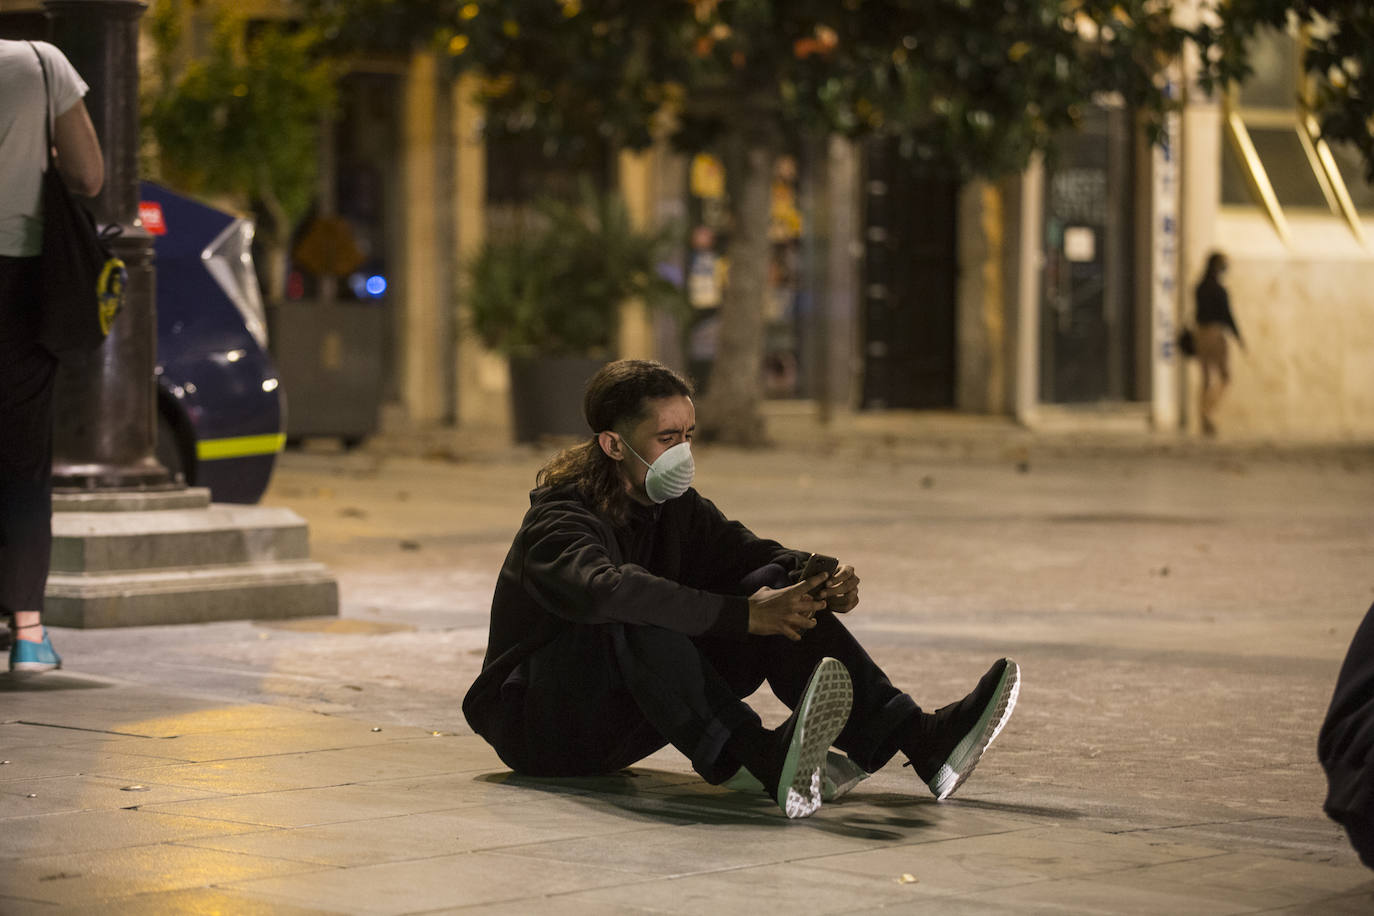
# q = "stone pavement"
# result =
<box><xmin>3</xmin><ymin>412</ymin><xmax>1374</xmax><ymax>913</ymax></box>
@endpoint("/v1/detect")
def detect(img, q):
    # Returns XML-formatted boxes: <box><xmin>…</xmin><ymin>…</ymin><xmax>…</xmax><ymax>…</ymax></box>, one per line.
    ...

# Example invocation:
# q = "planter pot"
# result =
<box><xmin>267</xmin><ymin>300</ymin><xmax>386</xmax><ymax>446</ymax></box>
<box><xmin>508</xmin><ymin>356</ymin><xmax>605</xmax><ymax>443</ymax></box>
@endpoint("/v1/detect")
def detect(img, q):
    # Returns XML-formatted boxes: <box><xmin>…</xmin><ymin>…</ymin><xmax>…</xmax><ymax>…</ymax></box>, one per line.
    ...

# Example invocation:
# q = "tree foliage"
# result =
<box><xmin>466</xmin><ymin>182</ymin><xmax>684</xmax><ymax>358</ymax></box>
<box><xmin>307</xmin><ymin>0</ymin><xmax>1195</xmax><ymax>178</ymax></box>
<box><xmin>143</xmin><ymin>2</ymin><xmax>338</xmax><ymax>292</ymax></box>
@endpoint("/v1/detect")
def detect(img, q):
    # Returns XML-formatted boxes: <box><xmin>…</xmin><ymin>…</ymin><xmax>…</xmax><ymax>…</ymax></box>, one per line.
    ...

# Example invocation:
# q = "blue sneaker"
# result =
<box><xmin>10</xmin><ymin>627</ymin><xmax>62</xmax><ymax>673</ymax></box>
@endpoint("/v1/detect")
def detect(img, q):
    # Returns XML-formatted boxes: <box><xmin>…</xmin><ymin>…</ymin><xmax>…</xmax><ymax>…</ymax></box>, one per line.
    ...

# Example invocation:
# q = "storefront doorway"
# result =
<box><xmin>1039</xmin><ymin>106</ymin><xmax>1138</xmax><ymax>403</ymax></box>
<box><xmin>860</xmin><ymin>140</ymin><xmax>959</xmax><ymax>409</ymax></box>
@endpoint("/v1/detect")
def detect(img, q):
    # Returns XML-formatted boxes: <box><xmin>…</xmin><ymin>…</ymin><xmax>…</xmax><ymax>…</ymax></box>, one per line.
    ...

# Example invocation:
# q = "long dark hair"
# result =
<box><xmin>536</xmin><ymin>360</ymin><xmax>693</xmax><ymax>526</ymax></box>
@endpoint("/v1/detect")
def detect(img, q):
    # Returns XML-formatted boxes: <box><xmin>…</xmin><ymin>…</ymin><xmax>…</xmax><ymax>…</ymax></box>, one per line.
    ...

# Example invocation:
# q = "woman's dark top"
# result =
<box><xmin>1195</xmin><ymin>277</ymin><xmax>1242</xmax><ymax>341</ymax></box>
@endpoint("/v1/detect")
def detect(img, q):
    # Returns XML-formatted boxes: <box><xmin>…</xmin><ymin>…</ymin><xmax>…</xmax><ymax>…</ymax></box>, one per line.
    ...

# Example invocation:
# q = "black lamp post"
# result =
<box><xmin>46</xmin><ymin>0</ymin><xmax>168</xmax><ymax>490</ymax></box>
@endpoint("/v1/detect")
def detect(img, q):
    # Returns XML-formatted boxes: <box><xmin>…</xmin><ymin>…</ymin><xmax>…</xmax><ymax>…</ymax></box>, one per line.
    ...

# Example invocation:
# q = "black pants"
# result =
<box><xmin>1320</xmin><ymin>602</ymin><xmax>1374</xmax><ymax>869</ymax></box>
<box><xmin>486</xmin><ymin>565</ymin><xmax>919</xmax><ymax>783</ymax></box>
<box><xmin>0</xmin><ymin>256</ymin><xmax>57</xmax><ymax>616</ymax></box>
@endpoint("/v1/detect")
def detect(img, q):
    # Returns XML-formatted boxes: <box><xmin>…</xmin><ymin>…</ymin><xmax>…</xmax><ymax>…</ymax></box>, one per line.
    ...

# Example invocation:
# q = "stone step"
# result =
<box><xmin>53</xmin><ymin>487</ymin><xmax>213</xmax><ymax>513</ymax></box>
<box><xmin>44</xmin><ymin>561</ymin><xmax>339</xmax><ymax>628</ymax></box>
<box><xmin>51</xmin><ymin>506</ymin><xmax>314</xmax><ymax>573</ymax></box>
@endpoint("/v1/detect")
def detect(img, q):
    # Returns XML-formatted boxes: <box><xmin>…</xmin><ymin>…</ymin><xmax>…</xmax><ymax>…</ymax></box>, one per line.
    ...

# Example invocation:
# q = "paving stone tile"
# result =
<box><xmin>0</xmin><ymin>743</ymin><xmax>192</xmax><ymax>782</ymax></box>
<box><xmin>1130</xmin><ymin>814</ymin><xmax>1364</xmax><ymax>864</ymax></box>
<box><xmin>553</xmin><ymin>860</ymin><xmax>920</xmax><ymax>915</ymax></box>
<box><xmin>495</xmin><ymin>816</ymin><xmax>913</xmax><ymax>877</ymax></box>
<box><xmin>355</xmin><ymin>768</ymin><xmax>623</xmax><ymax>809</ymax></box>
<box><xmin>0</xmin><ymin>808</ymin><xmax>260</xmax><ymax>859</ymax></box>
<box><xmin>953</xmin><ymin>877</ymin><xmax>1258</xmax><ymax>916</ymax></box>
<box><xmin>1072</xmin><ymin>851</ymin><xmax>1374</xmax><ymax>910</ymax></box>
<box><xmin>94</xmin><ymin>736</ymin><xmax>484</xmax><ymax>795</ymax></box>
<box><xmin>1259</xmin><ymin>886</ymin><xmax>1374</xmax><ymax>914</ymax></box>
<box><xmin>3</xmin><ymin>694</ymin><xmax>322</xmax><ymax>738</ymax></box>
<box><xmin>225</xmin><ymin>850</ymin><xmax>643</xmax><ymax>914</ymax></box>
<box><xmin>139</xmin><ymin>780</ymin><xmax>477</xmax><ymax>828</ymax></box>
<box><xmin>87</xmin><ymin>721</ymin><xmax>445</xmax><ymax>764</ymax></box>
<box><xmin>0</xmin><ymin>672</ymin><xmax>122</xmax><ymax>697</ymax></box>
<box><xmin>0</xmin><ymin>773</ymin><xmax>220</xmax><ymax>818</ymax></box>
<box><xmin>179</xmin><ymin>799</ymin><xmax>684</xmax><ymax>866</ymax></box>
<box><xmin>0</xmin><ymin>896</ymin><xmax>59</xmax><ymax>914</ymax></box>
<box><xmin>77</xmin><ymin>886</ymin><xmax>345</xmax><ymax>915</ymax></box>
<box><xmin>0</xmin><ymin>842</ymin><xmax>328</xmax><ymax>906</ymax></box>
<box><xmin>440</xmin><ymin>899</ymin><xmax>659</xmax><ymax>916</ymax></box>
<box><xmin>0</xmin><ymin>721</ymin><xmax>153</xmax><ymax>753</ymax></box>
<box><xmin>802</xmin><ymin>826</ymin><xmax>1227</xmax><ymax>894</ymax></box>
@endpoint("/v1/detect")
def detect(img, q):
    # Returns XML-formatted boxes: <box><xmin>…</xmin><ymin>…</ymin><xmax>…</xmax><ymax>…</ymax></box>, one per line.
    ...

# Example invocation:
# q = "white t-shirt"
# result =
<box><xmin>0</xmin><ymin>40</ymin><xmax>90</xmax><ymax>257</ymax></box>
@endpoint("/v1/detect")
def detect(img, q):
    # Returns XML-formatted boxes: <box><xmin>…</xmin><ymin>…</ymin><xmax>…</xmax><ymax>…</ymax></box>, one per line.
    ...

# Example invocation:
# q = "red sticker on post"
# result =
<box><xmin>138</xmin><ymin>201</ymin><xmax>166</xmax><ymax>235</ymax></box>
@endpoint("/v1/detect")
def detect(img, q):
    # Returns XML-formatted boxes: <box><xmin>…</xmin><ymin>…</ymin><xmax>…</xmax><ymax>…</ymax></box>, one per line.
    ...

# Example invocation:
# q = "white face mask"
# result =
<box><xmin>621</xmin><ymin>439</ymin><xmax>695</xmax><ymax>503</ymax></box>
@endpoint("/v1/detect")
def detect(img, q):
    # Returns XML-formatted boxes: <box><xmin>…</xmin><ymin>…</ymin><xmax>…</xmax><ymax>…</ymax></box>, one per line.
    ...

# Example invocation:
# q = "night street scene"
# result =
<box><xmin>3</xmin><ymin>0</ymin><xmax>1374</xmax><ymax>913</ymax></box>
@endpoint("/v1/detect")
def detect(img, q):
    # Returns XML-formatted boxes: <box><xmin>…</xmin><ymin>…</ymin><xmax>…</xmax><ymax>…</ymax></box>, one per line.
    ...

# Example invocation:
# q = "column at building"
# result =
<box><xmin>398</xmin><ymin>49</ymin><xmax>452</xmax><ymax>426</ymax></box>
<box><xmin>452</xmin><ymin>73</ymin><xmax>509</xmax><ymax>435</ymax></box>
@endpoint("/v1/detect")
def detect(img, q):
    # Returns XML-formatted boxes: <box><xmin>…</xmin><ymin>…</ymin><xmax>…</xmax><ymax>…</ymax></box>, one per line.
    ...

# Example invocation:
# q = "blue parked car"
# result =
<box><xmin>141</xmin><ymin>182</ymin><xmax>285</xmax><ymax>504</ymax></box>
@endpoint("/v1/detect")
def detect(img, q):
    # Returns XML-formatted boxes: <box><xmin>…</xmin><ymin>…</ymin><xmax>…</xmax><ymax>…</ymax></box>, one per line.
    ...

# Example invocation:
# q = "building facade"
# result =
<box><xmin>9</xmin><ymin>0</ymin><xmax>1369</xmax><ymax>443</ymax></box>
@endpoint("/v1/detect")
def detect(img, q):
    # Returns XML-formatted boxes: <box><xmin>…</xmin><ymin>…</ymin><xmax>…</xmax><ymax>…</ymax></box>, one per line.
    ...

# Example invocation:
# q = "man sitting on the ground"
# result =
<box><xmin>463</xmin><ymin>359</ymin><xmax>1020</xmax><ymax>818</ymax></box>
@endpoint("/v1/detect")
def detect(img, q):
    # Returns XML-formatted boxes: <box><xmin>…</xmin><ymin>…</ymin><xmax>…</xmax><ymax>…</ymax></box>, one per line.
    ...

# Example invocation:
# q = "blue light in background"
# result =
<box><xmin>347</xmin><ymin>272</ymin><xmax>389</xmax><ymax>299</ymax></box>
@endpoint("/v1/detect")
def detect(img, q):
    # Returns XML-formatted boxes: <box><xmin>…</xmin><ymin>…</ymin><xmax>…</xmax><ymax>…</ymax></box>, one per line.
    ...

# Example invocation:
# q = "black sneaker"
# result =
<box><xmin>909</xmin><ymin>658</ymin><xmax>1020</xmax><ymax>801</ymax></box>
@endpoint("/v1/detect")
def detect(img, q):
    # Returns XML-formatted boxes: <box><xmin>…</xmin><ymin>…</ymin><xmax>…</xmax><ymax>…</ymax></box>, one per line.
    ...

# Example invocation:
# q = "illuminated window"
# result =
<box><xmin>1248</xmin><ymin>126</ymin><xmax>1328</xmax><ymax>209</ymax></box>
<box><xmin>1221</xmin><ymin>26</ymin><xmax>1371</xmax><ymax>241</ymax></box>
<box><xmin>1327</xmin><ymin>141</ymin><xmax>1374</xmax><ymax>212</ymax></box>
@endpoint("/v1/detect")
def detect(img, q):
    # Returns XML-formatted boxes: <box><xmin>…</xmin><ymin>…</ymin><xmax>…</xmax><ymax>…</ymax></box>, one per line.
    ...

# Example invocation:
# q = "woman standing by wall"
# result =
<box><xmin>1194</xmin><ymin>251</ymin><xmax>1244</xmax><ymax>437</ymax></box>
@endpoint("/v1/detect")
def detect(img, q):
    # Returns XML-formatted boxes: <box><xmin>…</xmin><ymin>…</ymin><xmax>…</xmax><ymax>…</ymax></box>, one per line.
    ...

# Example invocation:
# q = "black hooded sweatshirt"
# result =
<box><xmin>461</xmin><ymin>482</ymin><xmax>807</xmax><ymax>737</ymax></box>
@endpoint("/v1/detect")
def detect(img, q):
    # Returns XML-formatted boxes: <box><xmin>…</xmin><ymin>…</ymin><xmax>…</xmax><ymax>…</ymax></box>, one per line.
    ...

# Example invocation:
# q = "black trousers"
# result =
<box><xmin>1320</xmin><ymin>602</ymin><xmax>1374</xmax><ymax>869</ymax></box>
<box><xmin>0</xmin><ymin>256</ymin><xmax>57</xmax><ymax>616</ymax></box>
<box><xmin>485</xmin><ymin>565</ymin><xmax>919</xmax><ymax>784</ymax></box>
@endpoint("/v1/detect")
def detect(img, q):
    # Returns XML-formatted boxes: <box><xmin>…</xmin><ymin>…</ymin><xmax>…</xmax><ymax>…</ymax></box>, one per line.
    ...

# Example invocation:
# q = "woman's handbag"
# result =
<box><xmin>29</xmin><ymin>43</ymin><xmax>126</xmax><ymax>362</ymax></box>
<box><xmin>1177</xmin><ymin>326</ymin><xmax>1197</xmax><ymax>358</ymax></box>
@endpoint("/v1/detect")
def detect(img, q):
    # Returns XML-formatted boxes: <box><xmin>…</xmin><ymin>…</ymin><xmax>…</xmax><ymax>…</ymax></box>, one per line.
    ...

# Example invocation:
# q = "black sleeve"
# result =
<box><xmin>519</xmin><ymin>496</ymin><xmax>749</xmax><ymax>638</ymax></box>
<box><xmin>682</xmin><ymin>490</ymin><xmax>811</xmax><ymax>589</ymax></box>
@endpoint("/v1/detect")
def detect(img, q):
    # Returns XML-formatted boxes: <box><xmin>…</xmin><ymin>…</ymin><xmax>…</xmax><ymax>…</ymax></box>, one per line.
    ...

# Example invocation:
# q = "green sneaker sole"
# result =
<box><xmin>777</xmin><ymin>657</ymin><xmax>853</xmax><ymax>818</ymax></box>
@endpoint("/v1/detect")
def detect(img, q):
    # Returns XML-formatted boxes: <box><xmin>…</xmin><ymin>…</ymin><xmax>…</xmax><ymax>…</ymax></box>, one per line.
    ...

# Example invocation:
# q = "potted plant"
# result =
<box><xmin>465</xmin><ymin>182</ymin><xmax>683</xmax><ymax>442</ymax></box>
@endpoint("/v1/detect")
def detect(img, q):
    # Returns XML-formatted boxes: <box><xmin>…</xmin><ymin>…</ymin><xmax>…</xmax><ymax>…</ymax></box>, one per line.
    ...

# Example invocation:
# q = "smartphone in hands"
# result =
<box><xmin>797</xmin><ymin>553</ymin><xmax>839</xmax><ymax>597</ymax></box>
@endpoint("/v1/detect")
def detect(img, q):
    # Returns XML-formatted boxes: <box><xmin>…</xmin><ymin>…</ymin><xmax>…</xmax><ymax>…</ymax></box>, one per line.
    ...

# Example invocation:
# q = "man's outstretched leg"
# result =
<box><xmin>903</xmin><ymin>658</ymin><xmax>1020</xmax><ymax>800</ymax></box>
<box><xmin>719</xmin><ymin>565</ymin><xmax>1022</xmax><ymax>802</ymax></box>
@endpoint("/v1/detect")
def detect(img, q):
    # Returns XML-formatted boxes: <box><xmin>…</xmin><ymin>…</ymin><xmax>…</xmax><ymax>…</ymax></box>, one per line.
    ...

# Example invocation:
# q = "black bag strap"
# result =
<box><xmin>26</xmin><ymin>42</ymin><xmax>119</xmax><ymax>242</ymax></box>
<box><xmin>27</xmin><ymin>42</ymin><xmax>57</xmax><ymax>170</ymax></box>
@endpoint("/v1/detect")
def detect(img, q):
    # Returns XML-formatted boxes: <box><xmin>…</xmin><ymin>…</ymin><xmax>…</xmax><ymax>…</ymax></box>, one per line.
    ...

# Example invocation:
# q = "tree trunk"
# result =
<box><xmin>698</xmin><ymin>122</ymin><xmax>779</xmax><ymax>445</ymax></box>
<box><xmin>257</xmin><ymin>179</ymin><xmax>291</xmax><ymax>302</ymax></box>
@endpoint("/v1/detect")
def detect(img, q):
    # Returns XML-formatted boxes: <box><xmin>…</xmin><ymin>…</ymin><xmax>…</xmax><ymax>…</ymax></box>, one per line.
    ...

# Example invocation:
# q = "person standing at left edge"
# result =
<box><xmin>0</xmin><ymin>39</ymin><xmax>105</xmax><ymax>672</ymax></box>
<box><xmin>464</xmin><ymin>359</ymin><xmax>1021</xmax><ymax>819</ymax></box>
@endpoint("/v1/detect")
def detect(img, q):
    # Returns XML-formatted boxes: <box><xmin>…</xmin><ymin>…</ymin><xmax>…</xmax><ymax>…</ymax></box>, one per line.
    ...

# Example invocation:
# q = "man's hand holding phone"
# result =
<box><xmin>797</xmin><ymin>553</ymin><xmax>861</xmax><ymax>614</ymax></box>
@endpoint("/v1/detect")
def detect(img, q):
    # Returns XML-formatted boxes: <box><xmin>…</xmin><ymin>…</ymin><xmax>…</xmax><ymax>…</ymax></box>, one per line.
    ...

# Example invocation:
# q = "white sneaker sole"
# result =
<box><xmin>722</xmin><ymin>750</ymin><xmax>868</xmax><ymax>802</ymax></box>
<box><xmin>927</xmin><ymin>659</ymin><xmax>1020</xmax><ymax>801</ymax></box>
<box><xmin>778</xmin><ymin>657</ymin><xmax>853</xmax><ymax>819</ymax></box>
<box><xmin>9</xmin><ymin>662</ymin><xmax>61</xmax><ymax>673</ymax></box>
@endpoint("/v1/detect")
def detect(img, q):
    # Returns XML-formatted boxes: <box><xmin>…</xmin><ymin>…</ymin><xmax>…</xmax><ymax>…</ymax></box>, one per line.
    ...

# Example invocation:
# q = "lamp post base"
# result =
<box><xmin>44</xmin><ymin>488</ymin><xmax>339</xmax><ymax>628</ymax></box>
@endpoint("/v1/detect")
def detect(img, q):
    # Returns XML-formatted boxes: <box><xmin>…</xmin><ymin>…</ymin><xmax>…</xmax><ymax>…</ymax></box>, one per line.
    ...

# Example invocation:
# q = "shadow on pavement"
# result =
<box><xmin>0</xmin><ymin>672</ymin><xmax>113</xmax><ymax>692</ymax></box>
<box><xmin>471</xmin><ymin>769</ymin><xmax>1087</xmax><ymax>842</ymax></box>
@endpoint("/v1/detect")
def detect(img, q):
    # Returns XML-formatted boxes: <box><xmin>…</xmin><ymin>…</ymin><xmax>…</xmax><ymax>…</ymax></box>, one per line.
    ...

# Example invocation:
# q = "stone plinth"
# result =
<box><xmin>45</xmin><ymin>488</ymin><xmax>338</xmax><ymax>628</ymax></box>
